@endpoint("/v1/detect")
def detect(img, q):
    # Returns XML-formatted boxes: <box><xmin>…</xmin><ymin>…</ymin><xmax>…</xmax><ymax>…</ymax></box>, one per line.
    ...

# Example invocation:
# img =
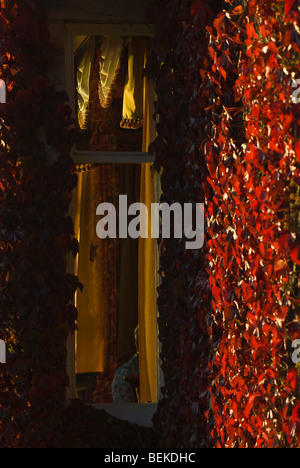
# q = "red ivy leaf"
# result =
<box><xmin>213</xmin><ymin>13</ymin><xmax>226</xmax><ymax>36</ymax></box>
<box><xmin>244</xmin><ymin>395</ymin><xmax>259</xmax><ymax>418</ymax></box>
<box><xmin>291</xmin><ymin>246</ymin><xmax>300</xmax><ymax>265</ymax></box>
<box><xmin>246</xmin><ymin>21</ymin><xmax>259</xmax><ymax>40</ymax></box>
<box><xmin>284</xmin><ymin>0</ymin><xmax>298</xmax><ymax>15</ymax></box>
<box><xmin>231</xmin><ymin>5</ymin><xmax>244</xmax><ymax>15</ymax></box>
<box><xmin>286</xmin><ymin>369</ymin><xmax>298</xmax><ymax>391</ymax></box>
<box><xmin>292</xmin><ymin>403</ymin><xmax>300</xmax><ymax>424</ymax></box>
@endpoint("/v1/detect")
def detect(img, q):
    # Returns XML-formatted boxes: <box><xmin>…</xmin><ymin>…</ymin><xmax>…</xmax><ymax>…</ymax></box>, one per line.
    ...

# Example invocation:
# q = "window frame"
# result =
<box><xmin>65</xmin><ymin>22</ymin><xmax>155</xmax><ymax>164</ymax></box>
<box><xmin>65</xmin><ymin>22</ymin><xmax>163</xmax><ymax>419</ymax></box>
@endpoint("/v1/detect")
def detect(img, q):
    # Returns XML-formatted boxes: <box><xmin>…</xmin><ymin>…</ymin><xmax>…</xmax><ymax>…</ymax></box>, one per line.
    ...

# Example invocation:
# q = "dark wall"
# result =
<box><xmin>42</xmin><ymin>0</ymin><xmax>152</xmax><ymax>22</ymax></box>
<box><xmin>41</xmin><ymin>0</ymin><xmax>153</xmax><ymax>99</ymax></box>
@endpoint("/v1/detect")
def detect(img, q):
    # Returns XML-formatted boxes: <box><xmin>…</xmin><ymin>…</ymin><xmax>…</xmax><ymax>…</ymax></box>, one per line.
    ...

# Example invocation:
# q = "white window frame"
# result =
<box><xmin>65</xmin><ymin>22</ymin><xmax>163</xmax><ymax>426</ymax></box>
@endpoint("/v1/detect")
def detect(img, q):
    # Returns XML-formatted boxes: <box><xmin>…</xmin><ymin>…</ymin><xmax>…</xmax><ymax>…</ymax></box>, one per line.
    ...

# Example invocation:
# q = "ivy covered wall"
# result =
<box><xmin>0</xmin><ymin>0</ymin><xmax>155</xmax><ymax>448</ymax></box>
<box><xmin>0</xmin><ymin>0</ymin><xmax>299</xmax><ymax>449</ymax></box>
<box><xmin>149</xmin><ymin>0</ymin><xmax>300</xmax><ymax>448</ymax></box>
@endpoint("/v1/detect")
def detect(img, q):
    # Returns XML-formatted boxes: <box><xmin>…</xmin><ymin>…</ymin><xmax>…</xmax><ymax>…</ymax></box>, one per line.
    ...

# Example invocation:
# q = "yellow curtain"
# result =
<box><xmin>76</xmin><ymin>37</ymin><xmax>96</xmax><ymax>130</ymax></box>
<box><xmin>121</xmin><ymin>37</ymin><xmax>144</xmax><ymax>129</ymax></box>
<box><xmin>75</xmin><ymin>166</ymin><xmax>119</xmax><ymax>374</ymax></box>
<box><xmin>138</xmin><ymin>57</ymin><xmax>160</xmax><ymax>403</ymax></box>
<box><xmin>75</xmin><ymin>169</ymin><xmax>105</xmax><ymax>374</ymax></box>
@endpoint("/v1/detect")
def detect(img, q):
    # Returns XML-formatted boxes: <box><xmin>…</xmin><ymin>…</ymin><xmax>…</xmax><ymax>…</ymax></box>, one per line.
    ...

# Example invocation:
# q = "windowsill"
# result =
<box><xmin>89</xmin><ymin>402</ymin><xmax>158</xmax><ymax>427</ymax></box>
<box><xmin>72</xmin><ymin>149</ymin><xmax>155</xmax><ymax>164</ymax></box>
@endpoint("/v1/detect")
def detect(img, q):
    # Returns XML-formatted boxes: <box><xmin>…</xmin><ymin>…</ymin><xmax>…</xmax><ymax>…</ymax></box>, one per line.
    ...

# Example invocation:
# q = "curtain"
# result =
<box><xmin>120</xmin><ymin>37</ymin><xmax>145</xmax><ymax>130</ymax></box>
<box><xmin>98</xmin><ymin>36</ymin><xmax>124</xmax><ymax>109</ymax></box>
<box><xmin>75</xmin><ymin>165</ymin><xmax>120</xmax><ymax>374</ymax></box>
<box><xmin>76</xmin><ymin>37</ymin><xmax>96</xmax><ymax>130</ymax></box>
<box><xmin>89</xmin><ymin>38</ymin><xmax>143</xmax><ymax>153</ymax></box>
<box><xmin>77</xmin><ymin>36</ymin><xmax>145</xmax><ymax>133</ymax></box>
<box><xmin>138</xmin><ymin>48</ymin><xmax>160</xmax><ymax>403</ymax></box>
<box><xmin>75</xmin><ymin>167</ymin><xmax>107</xmax><ymax>374</ymax></box>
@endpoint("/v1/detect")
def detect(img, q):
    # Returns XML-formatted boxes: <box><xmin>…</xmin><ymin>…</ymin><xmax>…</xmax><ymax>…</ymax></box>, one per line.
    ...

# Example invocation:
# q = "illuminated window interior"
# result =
<box><xmin>75</xmin><ymin>35</ymin><xmax>150</xmax><ymax>152</ymax></box>
<box><xmin>72</xmin><ymin>33</ymin><xmax>161</xmax><ymax>405</ymax></box>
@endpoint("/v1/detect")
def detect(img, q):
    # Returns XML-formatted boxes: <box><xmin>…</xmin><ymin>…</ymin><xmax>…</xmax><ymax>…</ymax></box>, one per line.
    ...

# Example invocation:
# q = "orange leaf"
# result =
<box><xmin>231</xmin><ymin>5</ymin><xmax>244</xmax><ymax>15</ymax></box>
<box><xmin>286</xmin><ymin>369</ymin><xmax>297</xmax><ymax>390</ymax></box>
<box><xmin>285</xmin><ymin>0</ymin><xmax>297</xmax><ymax>15</ymax></box>
<box><xmin>244</xmin><ymin>395</ymin><xmax>258</xmax><ymax>419</ymax></box>
<box><xmin>291</xmin><ymin>246</ymin><xmax>300</xmax><ymax>265</ymax></box>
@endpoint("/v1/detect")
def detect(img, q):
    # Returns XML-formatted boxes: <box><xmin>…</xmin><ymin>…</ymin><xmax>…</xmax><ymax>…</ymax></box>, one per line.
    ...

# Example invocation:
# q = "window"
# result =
<box><xmin>65</xmin><ymin>23</ymin><xmax>155</xmax><ymax>165</ymax></box>
<box><xmin>65</xmin><ymin>24</ymin><xmax>163</xmax><ymax>420</ymax></box>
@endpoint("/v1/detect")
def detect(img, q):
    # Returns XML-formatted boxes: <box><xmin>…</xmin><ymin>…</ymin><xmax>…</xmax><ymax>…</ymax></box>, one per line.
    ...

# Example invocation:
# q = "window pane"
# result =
<box><xmin>75</xmin><ymin>35</ymin><xmax>151</xmax><ymax>152</ymax></box>
<box><xmin>75</xmin><ymin>164</ymin><xmax>141</xmax><ymax>404</ymax></box>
